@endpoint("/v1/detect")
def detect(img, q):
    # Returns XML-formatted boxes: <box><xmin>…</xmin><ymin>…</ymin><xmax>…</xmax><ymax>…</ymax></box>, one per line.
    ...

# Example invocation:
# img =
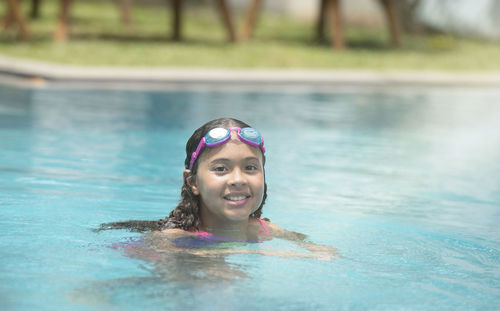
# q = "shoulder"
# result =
<box><xmin>264</xmin><ymin>221</ymin><xmax>287</xmax><ymax>237</ymax></box>
<box><xmin>262</xmin><ymin>220</ymin><xmax>284</xmax><ymax>233</ymax></box>
<box><xmin>260</xmin><ymin>220</ymin><xmax>308</xmax><ymax>241</ymax></box>
<box><xmin>158</xmin><ymin>228</ymin><xmax>196</xmax><ymax>239</ymax></box>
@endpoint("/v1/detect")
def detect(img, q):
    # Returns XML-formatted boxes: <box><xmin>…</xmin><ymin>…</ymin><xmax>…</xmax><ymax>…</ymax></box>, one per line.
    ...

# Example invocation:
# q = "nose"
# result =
<box><xmin>228</xmin><ymin>167</ymin><xmax>247</xmax><ymax>188</ymax></box>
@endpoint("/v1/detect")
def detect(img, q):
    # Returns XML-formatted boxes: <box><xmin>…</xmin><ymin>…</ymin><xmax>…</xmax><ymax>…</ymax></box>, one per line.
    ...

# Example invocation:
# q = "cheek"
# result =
<box><xmin>254</xmin><ymin>178</ymin><xmax>265</xmax><ymax>200</ymax></box>
<box><xmin>251</xmin><ymin>182</ymin><xmax>265</xmax><ymax>213</ymax></box>
<box><xmin>198</xmin><ymin>175</ymin><xmax>223</xmax><ymax>197</ymax></box>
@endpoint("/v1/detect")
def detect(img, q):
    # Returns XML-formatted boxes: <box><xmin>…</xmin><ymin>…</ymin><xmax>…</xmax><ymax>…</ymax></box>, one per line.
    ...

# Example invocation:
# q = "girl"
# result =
<box><xmin>148</xmin><ymin>117</ymin><xmax>338</xmax><ymax>260</ymax></box>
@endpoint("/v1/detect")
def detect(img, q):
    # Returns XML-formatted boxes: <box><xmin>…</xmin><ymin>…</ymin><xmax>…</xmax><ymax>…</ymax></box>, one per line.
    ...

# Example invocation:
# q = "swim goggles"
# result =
<box><xmin>189</xmin><ymin>127</ymin><xmax>265</xmax><ymax>170</ymax></box>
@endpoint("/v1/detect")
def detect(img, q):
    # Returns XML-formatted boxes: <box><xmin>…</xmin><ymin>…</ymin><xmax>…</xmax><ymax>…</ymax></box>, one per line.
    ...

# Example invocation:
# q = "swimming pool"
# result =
<box><xmin>1</xmin><ymin>82</ymin><xmax>499</xmax><ymax>310</ymax></box>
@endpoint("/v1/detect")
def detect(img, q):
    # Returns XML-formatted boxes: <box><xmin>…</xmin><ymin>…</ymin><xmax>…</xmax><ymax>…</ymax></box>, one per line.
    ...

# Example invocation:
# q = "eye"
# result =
<box><xmin>213</xmin><ymin>166</ymin><xmax>228</xmax><ymax>173</ymax></box>
<box><xmin>245</xmin><ymin>165</ymin><xmax>259</xmax><ymax>171</ymax></box>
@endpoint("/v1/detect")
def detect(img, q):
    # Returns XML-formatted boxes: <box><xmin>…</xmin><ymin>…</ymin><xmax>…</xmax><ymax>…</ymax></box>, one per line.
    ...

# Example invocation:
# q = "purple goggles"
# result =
<box><xmin>189</xmin><ymin>127</ymin><xmax>266</xmax><ymax>170</ymax></box>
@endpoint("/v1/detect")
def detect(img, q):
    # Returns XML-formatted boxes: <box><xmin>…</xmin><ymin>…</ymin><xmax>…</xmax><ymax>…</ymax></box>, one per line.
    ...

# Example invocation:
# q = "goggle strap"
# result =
<box><xmin>189</xmin><ymin>136</ymin><xmax>206</xmax><ymax>170</ymax></box>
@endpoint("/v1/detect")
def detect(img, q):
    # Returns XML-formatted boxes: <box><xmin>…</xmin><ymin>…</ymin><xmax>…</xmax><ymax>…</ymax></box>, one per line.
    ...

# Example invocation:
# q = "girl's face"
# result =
<box><xmin>190</xmin><ymin>133</ymin><xmax>265</xmax><ymax>227</ymax></box>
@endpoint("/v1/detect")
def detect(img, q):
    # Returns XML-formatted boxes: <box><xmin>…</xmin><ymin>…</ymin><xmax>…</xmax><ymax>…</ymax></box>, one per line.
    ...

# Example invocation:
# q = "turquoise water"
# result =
<box><xmin>1</xmin><ymin>83</ymin><xmax>499</xmax><ymax>310</ymax></box>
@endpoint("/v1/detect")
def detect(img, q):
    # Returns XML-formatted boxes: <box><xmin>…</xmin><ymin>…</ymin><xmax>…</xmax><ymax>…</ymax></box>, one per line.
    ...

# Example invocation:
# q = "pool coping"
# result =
<box><xmin>1</xmin><ymin>54</ymin><xmax>500</xmax><ymax>90</ymax></box>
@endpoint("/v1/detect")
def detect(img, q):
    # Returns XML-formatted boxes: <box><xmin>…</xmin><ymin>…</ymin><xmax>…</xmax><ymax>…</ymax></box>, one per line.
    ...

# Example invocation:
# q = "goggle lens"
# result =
<box><xmin>206</xmin><ymin>128</ymin><xmax>230</xmax><ymax>145</ymax></box>
<box><xmin>240</xmin><ymin>127</ymin><xmax>262</xmax><ymax>144</ymax></box>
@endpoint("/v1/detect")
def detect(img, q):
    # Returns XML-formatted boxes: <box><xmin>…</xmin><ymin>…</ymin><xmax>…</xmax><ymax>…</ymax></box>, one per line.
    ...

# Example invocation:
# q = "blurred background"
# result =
<box><xmin>1</xmin><ymin>0</ymin><xmax>499</xmax><ymax>70</ymax></box>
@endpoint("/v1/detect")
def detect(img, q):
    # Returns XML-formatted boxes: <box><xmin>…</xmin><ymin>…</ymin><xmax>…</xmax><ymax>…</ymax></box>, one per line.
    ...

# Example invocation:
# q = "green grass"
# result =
<box><xmin>1</xmin><ymin>0</ymin><xmax>500</xmax><ymax>70</ymax></box>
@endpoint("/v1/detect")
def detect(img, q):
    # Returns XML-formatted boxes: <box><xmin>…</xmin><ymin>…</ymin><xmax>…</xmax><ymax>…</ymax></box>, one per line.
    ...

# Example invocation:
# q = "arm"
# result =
<box><xmin>265</xmin><ymin>221</ymin><xmax>340</xmax><ymax>260</ymax></box>
<box><xmin>154</xmin><ymin>229</ymin><xmax>332</xmax><ymax>259</ymax></box>
<box><xmin>143</xmin><ymin>228</ymin><xmax>338</xmax><ymax>261</ymax></box>
<box><xmin>172</xmin><ymin>223</ymin><xmax>339</xmax><ymax>260</ymax></box>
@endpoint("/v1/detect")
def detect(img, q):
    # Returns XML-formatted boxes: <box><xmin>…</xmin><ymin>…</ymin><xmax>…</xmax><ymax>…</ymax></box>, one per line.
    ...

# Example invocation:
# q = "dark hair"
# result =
<box><xmin>158</xmin><ymin>118</ymin><xmax>268</xmax><ymax>230</ymax></box>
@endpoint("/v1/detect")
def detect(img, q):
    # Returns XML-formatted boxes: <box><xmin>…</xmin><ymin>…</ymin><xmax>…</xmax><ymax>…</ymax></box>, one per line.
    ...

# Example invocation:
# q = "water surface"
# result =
<box><xmin>1</xmin><ymin>84</ymin><xmax>499</xmax><ymax>310</ymax></box>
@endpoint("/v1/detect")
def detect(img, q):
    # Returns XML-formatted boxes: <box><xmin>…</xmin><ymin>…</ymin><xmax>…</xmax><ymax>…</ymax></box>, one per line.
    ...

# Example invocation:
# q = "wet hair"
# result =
<box><xmin>158</xmin><ymin>117</ymin><xmax>268</xmax><ymax>231</ymax></box>
<box><xmin>93</xmin><ymin>220</ymin><xmax>161</xmax><ymax>233</ymax></box>
<box><xmin>94</xmin><ymin>118</ymin><xmax>268</xmax><ymax>234</ymax></box>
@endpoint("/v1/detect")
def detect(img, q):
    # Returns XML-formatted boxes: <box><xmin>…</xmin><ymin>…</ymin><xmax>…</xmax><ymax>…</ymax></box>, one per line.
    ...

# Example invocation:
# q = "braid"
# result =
<box><xmin>159</xmin><ymin>171</ymin><xmax>201</xmax><ymax>230</ymax></box>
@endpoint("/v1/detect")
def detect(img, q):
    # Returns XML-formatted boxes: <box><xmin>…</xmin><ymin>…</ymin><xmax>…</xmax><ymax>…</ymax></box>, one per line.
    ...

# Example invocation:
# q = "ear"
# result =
<box><xmin>184</xmin><ymin>169</ymin><xmax>199</xmax><ymax>195</ymax></box>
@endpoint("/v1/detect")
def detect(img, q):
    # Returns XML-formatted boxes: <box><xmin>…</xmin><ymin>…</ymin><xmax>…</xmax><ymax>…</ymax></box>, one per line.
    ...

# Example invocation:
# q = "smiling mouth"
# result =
<box><xmin>224</xmin><ymin>194</ymin><xmax>250</xmax><ymax>201</ymax></box>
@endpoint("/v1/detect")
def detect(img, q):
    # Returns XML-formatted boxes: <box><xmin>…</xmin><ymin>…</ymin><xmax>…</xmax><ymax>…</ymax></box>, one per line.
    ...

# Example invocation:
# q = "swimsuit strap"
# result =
<box><xmin>189</xmin><ymin>227</ymin><xmax>213</xmax><ymax>237</ymax></box>
<box><xmin>256</xmin><ymin>218</ymin><xmax>270</xmax><ymax>236</ymax></box>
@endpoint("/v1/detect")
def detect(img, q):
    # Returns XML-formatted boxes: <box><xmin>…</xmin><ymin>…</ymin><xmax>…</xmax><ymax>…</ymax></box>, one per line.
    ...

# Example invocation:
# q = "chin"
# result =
<box><xmin>223</xmin><ymin>207</ymin><xmax>254</xmax><ymax>221</ymax></box>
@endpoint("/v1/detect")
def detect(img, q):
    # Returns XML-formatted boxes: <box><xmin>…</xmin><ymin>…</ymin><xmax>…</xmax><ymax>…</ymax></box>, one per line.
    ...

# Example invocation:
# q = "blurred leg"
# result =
<box><xmin>242</xmin><ymin>0</ymin><xmax>262</xmax><ymax>40</ymax></box>
<box><xmin>5</xmin><ymin>0</ymin><xmax>32</xmax><ymax>39</ymax></box>
<box><xmin>31</xmin><ymin>0</ymin><xmax>41</xmax><ymax>19</ymax></box>
<box><xmin>215</xmin><ymin>0</ymin><xmax>236</xmax><ymax>42</ymax></box>
<box><xmin>316</xmin><ymin>0</ymin><xmax>327</xmax><ymax>41</ymax></box>
<box><xmin>53</xmin><ymin>0</ymin><xmax>71</xmax><ymax>41</ymax></box>
<box><xmin>2</xmin><ymin>2</ymin><xmax>15</xmax><ymax>30</ymax></box>
<box><xmin>171</xmin><ymin>0</ymin><xmax>181</xmax><ymax>41</ymax></box>
<box><xmin>327</xmin><ymin>0</ymin><xmax>344</xmax><ymax>49</ymax></box>
<box><xmin>117</xmin><ymin>0</ymin><xmax>133</xmax><ymax>32</ymax></box>
<box><xmin>379</xmin><ymin>0</ymin><xmax>401</xmax><ymax>47</ymax></box>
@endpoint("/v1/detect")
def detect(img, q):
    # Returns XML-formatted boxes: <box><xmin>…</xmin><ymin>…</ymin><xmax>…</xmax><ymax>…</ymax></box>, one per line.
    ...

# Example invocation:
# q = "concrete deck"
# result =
<box><xmin>1</xmin><ymin>55</ymin><xmax>500</xmax><ymax>90</ymax></box>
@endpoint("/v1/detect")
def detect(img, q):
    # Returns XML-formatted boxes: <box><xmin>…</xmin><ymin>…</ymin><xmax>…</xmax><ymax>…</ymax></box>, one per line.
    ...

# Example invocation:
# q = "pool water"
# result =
<box><xmin>1</xmin><ymin>83</ymin><xmax>499</xmax><ymax>310</ymax></box>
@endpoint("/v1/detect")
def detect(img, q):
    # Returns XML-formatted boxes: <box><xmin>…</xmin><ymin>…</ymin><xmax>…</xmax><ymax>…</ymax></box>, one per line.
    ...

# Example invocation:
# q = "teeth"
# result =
<box><xmin>225</xmin><ymin>195</ymin><xmax>247</xmax><ymax>201</ymax></box>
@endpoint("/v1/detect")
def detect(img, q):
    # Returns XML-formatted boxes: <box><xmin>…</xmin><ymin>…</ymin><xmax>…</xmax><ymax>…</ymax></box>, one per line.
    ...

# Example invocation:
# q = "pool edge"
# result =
<box><xmin>1</xmin><ymin>55</ymin><xmax>500</xmax><ymax>90</ymax></box>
